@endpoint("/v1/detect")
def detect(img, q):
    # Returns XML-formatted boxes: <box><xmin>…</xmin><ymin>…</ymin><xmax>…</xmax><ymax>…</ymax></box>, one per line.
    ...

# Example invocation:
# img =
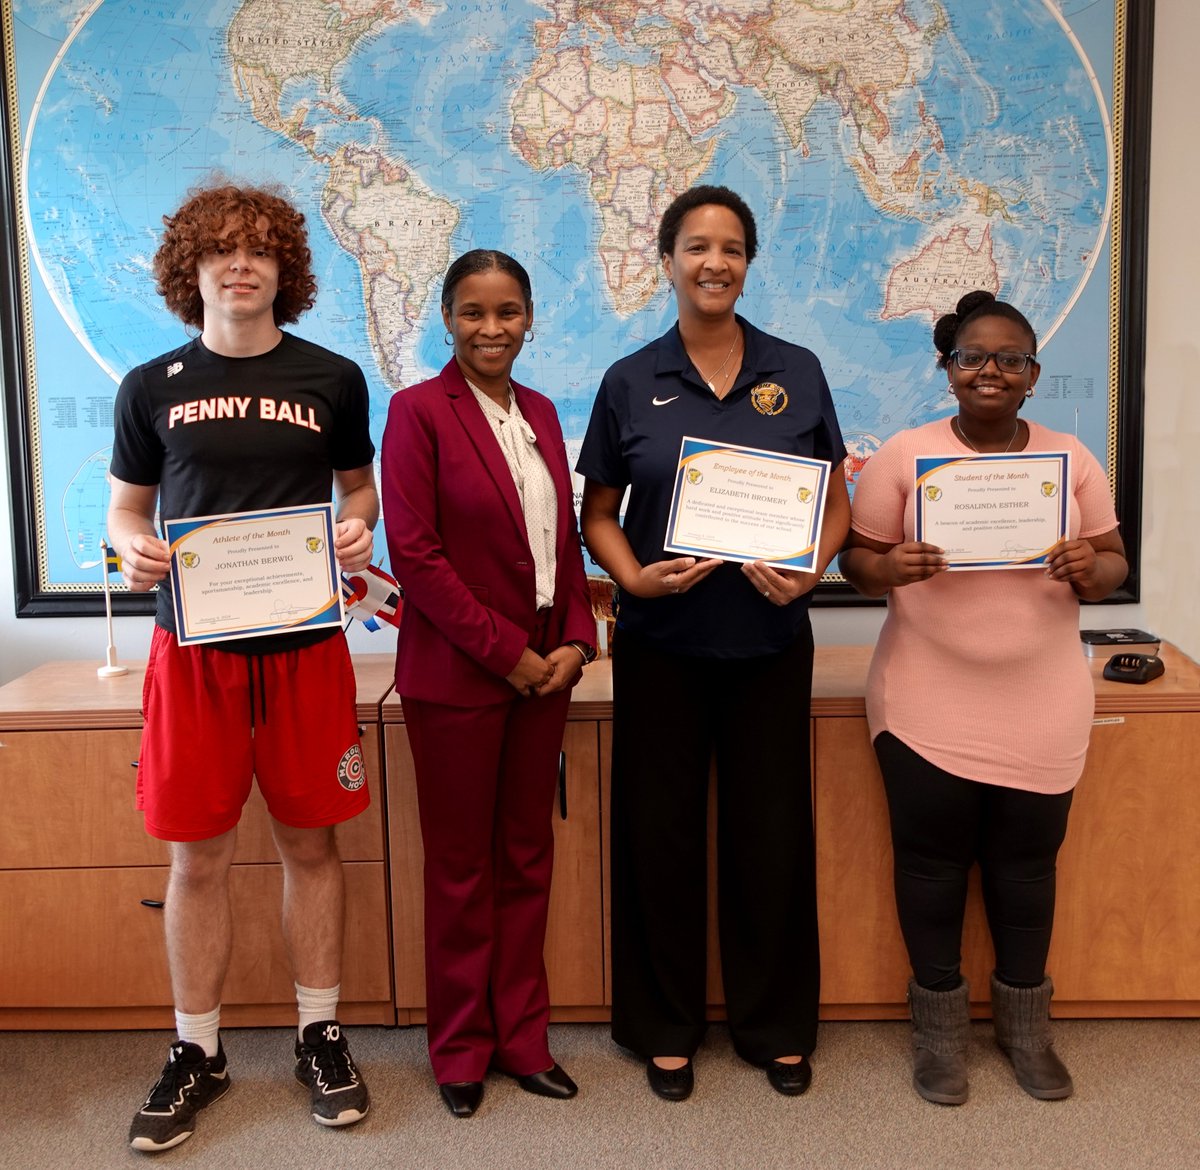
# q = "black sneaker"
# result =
<box><xmin>129</xmin><ymin>1040</ymin><xmax>230</xmax><ymax>1153</ymax></box>
<box><xmin>294</xmin><ymin>1020</ymin><xmax>370</xmax><ymax>1126</ymax></box>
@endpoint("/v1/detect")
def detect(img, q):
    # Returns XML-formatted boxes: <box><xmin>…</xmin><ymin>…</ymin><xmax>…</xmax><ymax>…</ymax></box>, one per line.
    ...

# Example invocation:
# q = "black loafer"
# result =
<box><xmin>439</xmin><ymin>1080</ymin><xmax>483</xmax><ymax>1117</ymax></box>
<box><xmin>766</xmin><ymin>1057</ymin><xmax>812</xmax><ymax>1097</ymax></box>
<box><xmin>516</xmin><ymin>1063</ymin><xmax>578</xmax><ymax>1099</ymax></box>
<box><xmin>647</xmin><ymin>1058</ymin><xmax>693</xmax><ymax>1102</ymax></box>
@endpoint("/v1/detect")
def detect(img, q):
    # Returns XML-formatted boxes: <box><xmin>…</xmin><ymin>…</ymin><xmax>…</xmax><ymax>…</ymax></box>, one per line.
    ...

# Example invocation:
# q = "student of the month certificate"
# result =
<box><xmin>914</xmin><ymin>451</ymin><xmax>1070</xmax><ymax>570</ymax></box>
<box><xmin>664</xmin><ymin>436</ymin><xmax>831</xmax><ymax>572</ymax></box>
<box><xmin>163</xmin><ymin>503</ymin><xmax>344</xmax><ymax>645</ymax></box>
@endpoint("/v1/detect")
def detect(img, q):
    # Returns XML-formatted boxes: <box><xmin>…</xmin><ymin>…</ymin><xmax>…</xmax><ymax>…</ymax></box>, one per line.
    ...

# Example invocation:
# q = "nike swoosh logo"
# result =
<box><xmin>652</xmin><ymin>396</ymin><xmax>680</xmax><ymax>406</ymax></box>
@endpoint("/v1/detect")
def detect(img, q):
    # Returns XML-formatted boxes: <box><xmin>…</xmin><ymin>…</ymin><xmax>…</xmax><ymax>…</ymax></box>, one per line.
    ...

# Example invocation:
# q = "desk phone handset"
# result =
<box><xmin>1102</xmin><ymin>653</ymin><xmax>1165</xmax><ymax>685</ymax></box>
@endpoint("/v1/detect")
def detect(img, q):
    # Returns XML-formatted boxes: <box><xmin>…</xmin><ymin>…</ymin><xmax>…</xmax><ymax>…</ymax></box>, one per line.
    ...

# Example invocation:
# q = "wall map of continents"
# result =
<box><xmin>6</xmin><ymin>0</ymin><xmax>1127</xmax><ymax>594</ymax></box>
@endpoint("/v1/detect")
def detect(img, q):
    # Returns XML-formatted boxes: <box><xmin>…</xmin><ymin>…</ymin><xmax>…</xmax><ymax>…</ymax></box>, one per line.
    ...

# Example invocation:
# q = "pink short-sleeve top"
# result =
<box><xmin>849</xmin><ymin>417</ymin><xmax>1119</xmax><ymax>794</ymax></box>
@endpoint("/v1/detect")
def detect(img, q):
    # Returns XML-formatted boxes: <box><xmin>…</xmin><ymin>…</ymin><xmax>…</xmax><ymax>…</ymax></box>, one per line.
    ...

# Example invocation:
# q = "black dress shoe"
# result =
<box><xmin>439</xmin><ymin>1081</ymin><xmax>483</xmax><ymax>1117</ymax></box>
<box><xmin>515</xmin><ymin>1063</ymin><xmax>578</xmax><ymax>1099</ymax></box>
<box><xmin>646</xmin><ymin>1058</ymin><xmax>693</xmax><ymax>1102</ymax></box>
<box><xmin>766</xmin><ymin>1057</ymin><xmax>812</xmax><ymax>1096</ymax></box>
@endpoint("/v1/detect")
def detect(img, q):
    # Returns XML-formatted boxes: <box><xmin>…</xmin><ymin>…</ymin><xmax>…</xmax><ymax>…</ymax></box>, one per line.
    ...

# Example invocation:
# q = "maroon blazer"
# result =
<box><xmin>381</xmin><ymin>359</ymin><xmax>595</xmax><ymax>706</ymax></box>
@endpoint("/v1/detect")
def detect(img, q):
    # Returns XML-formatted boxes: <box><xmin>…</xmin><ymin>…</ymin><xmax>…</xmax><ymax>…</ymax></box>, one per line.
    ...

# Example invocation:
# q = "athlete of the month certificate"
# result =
<box><xmin>164</xmin><ymin>503</ymin><xmax>344</xmax><ymax>645</ymax></box>
<box><xmin>664</xmin><ymin>436</ymin><xmax>831</xmax><ymax>572</ymax></box>
<box><xmin>914</xmin><ymin>451</ymin><xmax>1071</xmax><ymax>570</ymax></box>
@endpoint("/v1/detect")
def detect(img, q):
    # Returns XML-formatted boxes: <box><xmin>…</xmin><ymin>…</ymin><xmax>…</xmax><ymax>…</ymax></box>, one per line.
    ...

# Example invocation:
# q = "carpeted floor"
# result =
<box><xmin>2</xmin><ymin>1019</ymin><xmax>1198</xmax><ymax>1169</ymax></box>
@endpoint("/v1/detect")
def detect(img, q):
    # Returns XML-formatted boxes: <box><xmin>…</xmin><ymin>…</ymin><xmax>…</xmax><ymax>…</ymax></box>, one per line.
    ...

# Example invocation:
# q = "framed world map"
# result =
<box><xmin>2</xmin><ymin>0</ymin><xmax>1152</xmax><ymax>613</ymax></box>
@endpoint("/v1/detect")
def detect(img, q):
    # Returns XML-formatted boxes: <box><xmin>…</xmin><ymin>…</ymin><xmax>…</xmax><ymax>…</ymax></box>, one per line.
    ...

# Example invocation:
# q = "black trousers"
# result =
<box><xmin>874</xmin><ymin>731</ymin><xmax>1074</xmax><ymax>991</ymax></box>
<box><xmin>609</xmin><ymin>626</ymin><xmax>820</xmax><ymax>1063</ymax></box>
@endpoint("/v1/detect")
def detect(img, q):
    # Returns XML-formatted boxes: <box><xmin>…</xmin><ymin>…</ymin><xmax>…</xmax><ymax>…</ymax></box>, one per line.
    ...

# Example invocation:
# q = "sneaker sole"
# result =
<box><xmin>312</xmin><ymin>1102</ymin><xmax>369</xmax><ymax>1127</ymax></box>
<box><xmin>130</xmin><ymin>1130</ymin><xmax>194</xmax><ymax>1153</ymax></box>
<box><xmin>129</xmin><ymin>1073</ymin><xmax>231</xmax><ymax>1152</ymax></box>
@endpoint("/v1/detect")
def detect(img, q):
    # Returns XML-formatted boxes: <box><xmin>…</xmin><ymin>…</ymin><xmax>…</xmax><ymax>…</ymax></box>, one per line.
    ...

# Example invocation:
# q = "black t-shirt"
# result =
<box><xmin>111</xmin><ymin>332</ymin><xmax>375</xmax><ymax>653</ymax></box>
<box><xmin>577</xmin><ymin>318</ymin><xmax>846</xmax><ymax>658</ymax></box>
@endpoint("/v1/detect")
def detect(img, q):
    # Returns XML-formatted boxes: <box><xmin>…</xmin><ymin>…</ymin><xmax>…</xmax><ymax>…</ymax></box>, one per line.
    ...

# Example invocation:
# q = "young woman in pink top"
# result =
<box><xmin>841</xmin><ymin>290</ymin><xmax>1127</xmax><ymax>1106</ymax></box>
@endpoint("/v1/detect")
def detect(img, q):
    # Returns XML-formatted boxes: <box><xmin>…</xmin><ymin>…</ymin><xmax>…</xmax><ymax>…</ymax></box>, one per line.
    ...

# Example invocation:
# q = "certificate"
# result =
<box><xmin>914</xmin><ymin>451</ymin><xmax>1071</xmax><ymax>570</ymax></box>
<box><xmin>164</xmin><ymin>504</ymin><xmax>344</xmax><ymax>645</ymax></box>
<box><xmin>664</xmin><ymin>437</ymin><xmax>831</xmax><ymax>572</ymax></box>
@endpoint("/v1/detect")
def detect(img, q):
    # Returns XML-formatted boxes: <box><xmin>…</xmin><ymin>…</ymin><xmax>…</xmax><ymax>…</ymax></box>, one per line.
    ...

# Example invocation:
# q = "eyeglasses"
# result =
<box><xmin>951</xmin><ymin>349</ymin><xmax>1037</xmax><ymax>374</ymax></box>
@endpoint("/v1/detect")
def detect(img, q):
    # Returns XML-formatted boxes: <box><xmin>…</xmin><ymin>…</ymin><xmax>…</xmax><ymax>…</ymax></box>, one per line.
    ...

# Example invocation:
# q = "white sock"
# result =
<box><xmin>175</xmin><ymin>1007</ymin><xmax>221</xmax><ymax>1058</ymax></box>
<box><xmin>296</xmin><ymin>982</ymin><xmax>341</xmax><ymax>1039</ymax></box>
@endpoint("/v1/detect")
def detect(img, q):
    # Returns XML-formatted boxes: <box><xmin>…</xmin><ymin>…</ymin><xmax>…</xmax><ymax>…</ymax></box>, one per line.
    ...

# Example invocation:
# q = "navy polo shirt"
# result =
<box><xmin>577</xmin><ymin>317</ymin><xmax>846</xmax><ymax>658</ymax></box>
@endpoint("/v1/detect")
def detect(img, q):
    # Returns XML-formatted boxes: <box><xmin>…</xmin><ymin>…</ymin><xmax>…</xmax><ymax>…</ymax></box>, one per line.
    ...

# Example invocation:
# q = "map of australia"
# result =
<box><xmin>10</xmin><ymin>0</ymin><xmax>1117</xmax><ymax>590</ymax></box>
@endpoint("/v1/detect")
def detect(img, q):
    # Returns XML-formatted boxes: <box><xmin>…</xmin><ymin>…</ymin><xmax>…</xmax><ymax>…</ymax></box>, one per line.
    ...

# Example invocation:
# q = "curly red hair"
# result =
<box><xmin>153</xmin><ymin>183</ymin><xmax>317</xmax><ymax>328</ymax></box>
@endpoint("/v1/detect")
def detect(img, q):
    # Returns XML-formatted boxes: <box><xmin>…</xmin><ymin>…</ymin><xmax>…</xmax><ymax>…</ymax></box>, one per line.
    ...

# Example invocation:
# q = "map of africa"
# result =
<box><xmin>7</xmin><ymin>0</ymin><xmax>1121</xmax><ymax>592</ymax></box>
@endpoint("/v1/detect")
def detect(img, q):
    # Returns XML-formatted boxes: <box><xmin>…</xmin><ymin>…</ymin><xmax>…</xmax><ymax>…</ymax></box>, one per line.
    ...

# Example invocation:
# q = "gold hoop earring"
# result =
<box><xmin>444</xmin><ymin>331</ymin><xmax>453</xmax><ymax>346</ymax></box>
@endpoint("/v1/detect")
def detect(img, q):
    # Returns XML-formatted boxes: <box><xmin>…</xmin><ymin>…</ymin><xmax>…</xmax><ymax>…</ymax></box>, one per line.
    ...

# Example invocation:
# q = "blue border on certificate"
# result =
<box><xmin>164</xmin><ymin>503</ymin><xmax>342</xmax><ymax>645</ymax></box>
<box><xmin>914</xmin><ymin>451</ymin><xmax>1071</xmax><ymax>569</ymax></box>
<box><xmin>664</xmin><ymin>436</ymin><xmax>830</xmax><ymax>571</ymax></box>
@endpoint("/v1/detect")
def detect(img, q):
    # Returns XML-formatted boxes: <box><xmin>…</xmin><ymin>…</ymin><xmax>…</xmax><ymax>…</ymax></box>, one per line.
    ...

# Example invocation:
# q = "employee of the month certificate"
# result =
<box><xmin>915</xmin><ymin>451</ymin><xmax>1071</xmax><ymax>570</ymax></box>
<box><xmin>164</xmin><ymin>503</ymin><xmax>344</xmax><ymax>645</ymax></box>
<box><xmin>664</xmin><ymin>436</ymin><xmax>831</xmax><ymax>572</ymax></box>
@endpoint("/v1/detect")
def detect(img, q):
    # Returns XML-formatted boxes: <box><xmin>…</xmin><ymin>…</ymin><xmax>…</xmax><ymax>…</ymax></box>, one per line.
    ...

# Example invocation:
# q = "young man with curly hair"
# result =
<box><xmin>108</xmin><ymin>183</ymin><xmax>378</xmax><ymax>1153</ymax></box>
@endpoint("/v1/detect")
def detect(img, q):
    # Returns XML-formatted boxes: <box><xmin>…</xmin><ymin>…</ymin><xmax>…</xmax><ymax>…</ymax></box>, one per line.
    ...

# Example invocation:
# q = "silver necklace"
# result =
<box><xmin>953</xmin><ymin>416</ymin><xmax>1020</xmax><ymax>453</ymax></box>
<box><xmin>693</xmin><ymin>330</ymin><xmax>741</xmax><ymax>394</ymax></box>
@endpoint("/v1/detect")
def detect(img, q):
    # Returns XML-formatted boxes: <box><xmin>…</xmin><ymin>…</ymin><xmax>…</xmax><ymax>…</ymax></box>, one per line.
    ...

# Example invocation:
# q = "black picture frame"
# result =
<box><xmin>2</xmin><ymin>3</ymin><xmax>1153</xmax><ymax>615</ymax></box>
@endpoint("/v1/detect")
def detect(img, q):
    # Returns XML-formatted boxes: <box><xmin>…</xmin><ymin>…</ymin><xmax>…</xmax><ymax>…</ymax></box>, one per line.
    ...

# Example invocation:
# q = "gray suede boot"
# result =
<box><xmin>990</xmin><ymin>972</ymin><xmax>1074</xmax><ymax>1100</ymax></box>
<box><xmin>907</xmin><ymin>979</ymin><xmax>970</xmax><ymax>1105</ymax></box>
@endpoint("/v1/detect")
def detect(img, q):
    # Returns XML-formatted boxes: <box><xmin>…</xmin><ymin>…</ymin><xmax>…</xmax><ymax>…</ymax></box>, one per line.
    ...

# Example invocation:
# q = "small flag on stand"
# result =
<box><xmin>97</xmin><ymin>539</ymin><xmax>129</xmax><ymax>678</ymax></box>
<box><xmin>341</xmin><ymin>564</ymin><xmax>402</xmax><ymax>632</ymax></box>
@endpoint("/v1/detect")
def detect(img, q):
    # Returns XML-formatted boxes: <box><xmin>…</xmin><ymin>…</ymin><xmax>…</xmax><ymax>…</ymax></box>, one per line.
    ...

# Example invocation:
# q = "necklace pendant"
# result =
<box><xmin>706</xmin><ymin>380</ymin><xmax>716</xmax><ymax>393</ymax></box>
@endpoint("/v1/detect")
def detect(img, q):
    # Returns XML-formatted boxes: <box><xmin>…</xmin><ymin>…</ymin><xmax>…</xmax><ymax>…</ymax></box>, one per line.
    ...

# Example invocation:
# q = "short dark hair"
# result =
<box><xmin>153</xmin><ymin>182</ymin><xmax>315</xmax><ymax>328</ymax></box>
<box><xmin>441</xmin><ymin>249</ymin><xmax>533</xmax><ymax>312</ymax></box>
<box><xmin>657</xmin><ymin>185</ymin><xmax>758</xmax><ymax>264</ymax></box>
<box><xmin>933</xmin><ymin>290</ymin><xmax>1038</xmax><ymax>370</ymax></box>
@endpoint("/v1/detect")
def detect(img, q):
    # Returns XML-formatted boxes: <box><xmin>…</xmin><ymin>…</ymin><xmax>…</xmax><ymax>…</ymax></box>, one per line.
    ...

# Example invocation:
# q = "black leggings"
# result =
<box><xmin>874</xmin><ymin>732</ymin><xmax>1074</xmax><ymax>991</ymax></box>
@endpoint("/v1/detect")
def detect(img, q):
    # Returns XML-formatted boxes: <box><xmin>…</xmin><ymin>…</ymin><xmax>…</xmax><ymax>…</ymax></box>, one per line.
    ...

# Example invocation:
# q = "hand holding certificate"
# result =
<box><xmin>664</xmin><ymin>436</ymin><xmax>831</xmax><ymax>572</ymax></box>
<box><xmin>164</xmin><ymin>503</ymin><xmax>344</xmax><ymax>645</ymax></box>
<box><xmin>915</xmin><ymin>451</ymin><xmax>1070</xmax><ymax>570</ymax></box>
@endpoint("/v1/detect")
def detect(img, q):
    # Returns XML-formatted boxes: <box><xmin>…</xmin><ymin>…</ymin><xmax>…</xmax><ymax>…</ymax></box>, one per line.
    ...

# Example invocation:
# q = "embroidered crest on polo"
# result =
<box><xmin>166</xmin><ymin>362</ymin><xmax>183</xmax><ymax>378</ymax></box>
<box><xmin>337</xmin><ymin>744</ymin><xmax>365</xmax><ymax>791</ymax></box>
<box><xmin>750</xmin><ymin>382</ymin><xmax>788</xmax><ymax>416</ymax></box>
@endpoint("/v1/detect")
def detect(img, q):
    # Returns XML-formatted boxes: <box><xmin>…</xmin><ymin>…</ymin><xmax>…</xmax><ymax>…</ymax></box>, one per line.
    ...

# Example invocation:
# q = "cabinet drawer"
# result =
<box><xmin>0</xmin><ymin>728</ymin><xmax>384</xmax><ymax>868</ymax></box>
<box><xmin>0</xmin><ymin>861</ymin><xmax>391</xmax><ymax>1008</ymax></box>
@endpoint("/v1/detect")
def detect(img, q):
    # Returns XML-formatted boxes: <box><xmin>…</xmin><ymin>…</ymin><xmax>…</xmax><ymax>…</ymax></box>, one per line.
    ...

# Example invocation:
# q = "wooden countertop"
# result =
<box><xmin>380</xmin><ymin>643</ymin><xmax>1200</xmax><ymax>722</ymax></box>
<box><xmin>4</xmin><ymin>645</ymin><xmax>1197</xmax><ymax>732</ymax></box>
<box><xmin>0</xmin><ymin>654</ymin><xmax>397</xmax><ymax>731</ymax></box>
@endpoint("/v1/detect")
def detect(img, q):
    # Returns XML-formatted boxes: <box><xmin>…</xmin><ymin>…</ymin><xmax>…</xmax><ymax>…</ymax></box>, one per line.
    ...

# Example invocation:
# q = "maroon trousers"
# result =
<box><xmin>401</xmin><ymin>679</ymin><xmax>571</xmax><ymax>1083</ymax></box>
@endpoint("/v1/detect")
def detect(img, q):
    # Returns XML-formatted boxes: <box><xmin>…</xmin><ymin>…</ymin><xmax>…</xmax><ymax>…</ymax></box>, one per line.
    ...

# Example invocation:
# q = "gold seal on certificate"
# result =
<box><xmin>664</xmin><ymin>436</ymin><xmax>831</xmax><ymax>572</ymax></box>
<box><xmin>164</xmin><ymin>503</ymin><xmax>344</xmax><ymax>645</ymax></box>
<box><xmin>914</xmin><ymin>451</ymin><xmax>1071</xmax><ymax>570</ymax></box>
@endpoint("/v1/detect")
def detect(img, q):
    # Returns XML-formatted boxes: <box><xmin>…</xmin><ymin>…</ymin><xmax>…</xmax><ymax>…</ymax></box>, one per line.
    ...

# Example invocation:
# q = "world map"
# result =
<box><xmin>8</xmin><ymin>0</ymin><xmax>1120</xmax><ymax>590</ymax></box>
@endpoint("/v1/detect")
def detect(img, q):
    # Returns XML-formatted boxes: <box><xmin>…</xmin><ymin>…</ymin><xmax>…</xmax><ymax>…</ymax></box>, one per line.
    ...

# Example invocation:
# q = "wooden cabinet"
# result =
<box><xmin>811</xmin><ymin>644</ymin><xmax>1200</xmax><ymax>1019</ymax></box>
<box><xmin>0</xmin><ymin>656</ymin><xmax>397</xmax><ymax>1029</ymax></box>
<box><xmin>383</xmin><ymin>670</ymin><xmax>608</xmax><ymax>1023</ymax></box>
<box><xmin>3</xmin><ymin>646</ymin><xmax>1198</xmax><ymax>1025</ymax></box>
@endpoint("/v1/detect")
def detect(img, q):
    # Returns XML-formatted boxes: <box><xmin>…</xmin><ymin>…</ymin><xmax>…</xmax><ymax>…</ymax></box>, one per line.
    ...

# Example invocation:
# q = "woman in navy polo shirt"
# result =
<box><xmin>577</xmin><ymin>185</ymin><xmax>850</xmax><ymax>1101</ymax></box>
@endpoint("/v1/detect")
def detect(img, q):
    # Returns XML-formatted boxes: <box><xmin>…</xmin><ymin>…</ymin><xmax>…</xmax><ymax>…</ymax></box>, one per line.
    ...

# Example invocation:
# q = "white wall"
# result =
<box><xmin>7</xmin><ymin>0</ymin><xmax>1194</xmax><ymax>684</ymax></box>
<box><xmin>1138</xmin><ymin>0</ymin><xmax>1200</xmax><ymax>661</ymax></box>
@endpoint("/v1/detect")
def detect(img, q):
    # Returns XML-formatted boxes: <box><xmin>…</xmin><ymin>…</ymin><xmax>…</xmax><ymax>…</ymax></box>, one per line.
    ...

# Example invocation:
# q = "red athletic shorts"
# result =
<box><xmin>137</xmin><ymin>626</ymin><xmax>371</xmax><ymax>841</ymax></box>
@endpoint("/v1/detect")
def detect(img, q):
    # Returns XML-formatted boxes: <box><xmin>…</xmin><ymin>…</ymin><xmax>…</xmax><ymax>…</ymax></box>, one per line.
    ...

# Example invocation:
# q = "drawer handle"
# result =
<box><xmin>558</xmin><ymin>750</ymin><xmax>567</xmax><ymax>821</ymax></box>
<box><xmin>140</xmin><ymin>899</ymin><xmax>165</xmax><ymax>909</ymax></box>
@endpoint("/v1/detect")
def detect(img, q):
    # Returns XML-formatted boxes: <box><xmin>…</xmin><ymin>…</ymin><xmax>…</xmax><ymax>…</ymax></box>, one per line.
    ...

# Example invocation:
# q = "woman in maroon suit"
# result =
<box><xmin>381</xmin><ymin>250</ymin><xmax>596</xmax><ymax>1118</ymax></box>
